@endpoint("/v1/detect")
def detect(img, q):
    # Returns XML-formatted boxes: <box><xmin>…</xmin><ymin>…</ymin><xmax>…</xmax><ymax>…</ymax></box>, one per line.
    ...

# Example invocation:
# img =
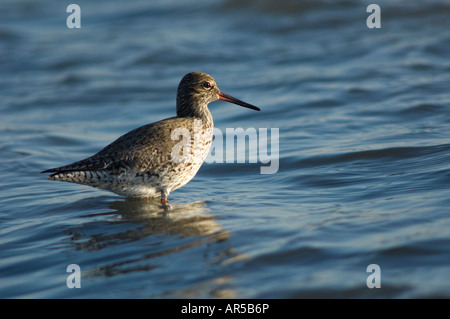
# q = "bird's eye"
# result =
<box><xmin>202</xmin><ymin>81</ymin><xmax>212</xmax><ymax>89</ymax></box>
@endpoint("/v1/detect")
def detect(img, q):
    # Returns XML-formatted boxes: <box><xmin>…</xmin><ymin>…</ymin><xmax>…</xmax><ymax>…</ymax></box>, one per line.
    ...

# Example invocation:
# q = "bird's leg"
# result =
<box><xmin>160</xmin><ymin>189</ymin><xmax>169</xmax><ymax>205</ymax></box>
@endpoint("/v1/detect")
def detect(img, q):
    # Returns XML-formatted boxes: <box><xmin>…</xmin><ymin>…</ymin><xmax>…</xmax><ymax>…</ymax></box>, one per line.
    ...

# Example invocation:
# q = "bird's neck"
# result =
<box><xmin>176</xmin><ymin>97</ymin><xmax>213</xmax><ymax>125</ymax></box>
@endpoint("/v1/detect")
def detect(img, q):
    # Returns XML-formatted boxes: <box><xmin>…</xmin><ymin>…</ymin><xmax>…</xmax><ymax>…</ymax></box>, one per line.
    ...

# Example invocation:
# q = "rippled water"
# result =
<box><xmin>1</xmin><ymin>0</ymin><xmax>450</xmax><ymax>298</ymax></box>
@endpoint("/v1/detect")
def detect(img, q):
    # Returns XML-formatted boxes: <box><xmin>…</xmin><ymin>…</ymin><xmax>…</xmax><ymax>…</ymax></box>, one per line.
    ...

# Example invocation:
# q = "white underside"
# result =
<box><xmin>110</xmin><ymin>184</ymin><xmax>161</xmax><ymax>198</ymax></box>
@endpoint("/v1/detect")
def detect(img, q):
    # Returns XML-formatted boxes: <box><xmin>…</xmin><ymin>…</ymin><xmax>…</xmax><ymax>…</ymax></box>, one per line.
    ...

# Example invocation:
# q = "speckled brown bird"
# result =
<box><xmin>41</xmin><ymin>72</ymin><xmax>260</xmax><ymax>204</ymax></box>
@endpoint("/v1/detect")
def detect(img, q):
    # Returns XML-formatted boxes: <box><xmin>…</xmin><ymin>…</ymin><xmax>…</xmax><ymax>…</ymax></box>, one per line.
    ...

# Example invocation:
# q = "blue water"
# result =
<box><xmin>1</xmin><ymin>0</ymin><xmax>450</xmax><ymax>298</ymax></box>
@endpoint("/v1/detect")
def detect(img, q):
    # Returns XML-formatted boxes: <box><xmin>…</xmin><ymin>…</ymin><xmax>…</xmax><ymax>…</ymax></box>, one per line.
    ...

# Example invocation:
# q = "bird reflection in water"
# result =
<box><xmin>66</xmin><ymin>198</ymin><xmax>248</xmax><ymax>298</ymax></box>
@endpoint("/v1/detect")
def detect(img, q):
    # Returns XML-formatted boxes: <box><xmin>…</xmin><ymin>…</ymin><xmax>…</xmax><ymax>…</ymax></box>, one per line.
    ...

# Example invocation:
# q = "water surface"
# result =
<box><xmin>1</xmin><ymin>0</ymin><xmax>450</xmax><ymax>298</ymax></box>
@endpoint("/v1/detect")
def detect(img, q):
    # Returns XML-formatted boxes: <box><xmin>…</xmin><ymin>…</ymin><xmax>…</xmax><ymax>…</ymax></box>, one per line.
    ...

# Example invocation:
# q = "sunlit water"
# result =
<box><xmin>1</xmin><ymin>0</ymin><xmax>450</xmax><ymax>298</ymax></box>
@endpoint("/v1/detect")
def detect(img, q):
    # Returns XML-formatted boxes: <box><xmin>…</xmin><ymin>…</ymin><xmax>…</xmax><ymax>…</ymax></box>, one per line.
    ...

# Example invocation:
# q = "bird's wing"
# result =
<box><xmin>42</xmin><ymin>117</ymin><xmax>196</xmax><ymax>176</ymax></box>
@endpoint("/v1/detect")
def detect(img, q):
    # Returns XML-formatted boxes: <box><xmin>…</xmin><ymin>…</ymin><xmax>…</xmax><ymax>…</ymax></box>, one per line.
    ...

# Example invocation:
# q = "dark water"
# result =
<box><xmin>1</xmin><ymin>0</ymin><xmax>450</xmax><ymax>298</ymax></box>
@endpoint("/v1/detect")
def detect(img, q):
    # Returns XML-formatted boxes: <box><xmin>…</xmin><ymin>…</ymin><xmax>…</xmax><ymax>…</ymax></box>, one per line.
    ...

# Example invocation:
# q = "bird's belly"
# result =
<box><xmin>106</xmin><ymin>161</ymin><xmax>205</xmax><ymax>198</ymax></box>
<box><xmin>110</xmin><ymin>183</ymin><xmax>160</xmax><ymax>198</ymax></box>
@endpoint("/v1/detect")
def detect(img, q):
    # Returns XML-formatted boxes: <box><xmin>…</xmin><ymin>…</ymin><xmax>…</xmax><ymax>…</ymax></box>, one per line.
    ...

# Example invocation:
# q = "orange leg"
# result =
<box><xmin>160</xmin><ymin>189</ymin><xmax>169</xmax><ymax>205</ymax></box>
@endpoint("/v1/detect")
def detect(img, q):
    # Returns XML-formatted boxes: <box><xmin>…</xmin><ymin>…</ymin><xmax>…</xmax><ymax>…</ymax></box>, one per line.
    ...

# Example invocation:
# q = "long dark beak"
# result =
<box><xmin>218</xmin><ymin>91</ymin><xmax>260</xmax><ymax>111</ymax></box>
